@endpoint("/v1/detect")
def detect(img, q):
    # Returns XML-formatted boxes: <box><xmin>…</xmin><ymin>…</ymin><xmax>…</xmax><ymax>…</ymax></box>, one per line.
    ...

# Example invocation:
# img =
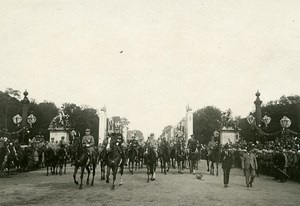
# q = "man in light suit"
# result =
<box><xmin>242</xmin><ymin>146</ymin><xmax>258</xmax><ymax>187</ymax></box>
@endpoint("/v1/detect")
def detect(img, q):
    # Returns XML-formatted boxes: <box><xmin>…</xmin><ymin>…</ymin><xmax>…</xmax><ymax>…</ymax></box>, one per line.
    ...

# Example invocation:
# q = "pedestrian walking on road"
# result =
<box><xmin>242</xmin><ymin>146</ymin><xmax>258</xmax><ymax>187</ymax></box>
<box><xmin>221</xmin><ymin>144</ymin><xmax>233</xmax><ymax>188</ymax></box>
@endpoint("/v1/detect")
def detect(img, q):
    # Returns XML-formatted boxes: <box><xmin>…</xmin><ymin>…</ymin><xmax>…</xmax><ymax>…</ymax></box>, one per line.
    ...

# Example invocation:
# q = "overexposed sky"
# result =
<box><xmin>0</xmin><ymin>0</ymin><xmax>299</xmax><ymax>137</ymax></box>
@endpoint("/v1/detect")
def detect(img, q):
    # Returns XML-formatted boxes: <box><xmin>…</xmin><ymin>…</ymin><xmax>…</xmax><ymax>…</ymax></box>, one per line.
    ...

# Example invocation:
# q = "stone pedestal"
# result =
<box><xmin>219</xmin><ymin>127</ymin><xmax>239</xmax><ymax>145</ymax></box>
<box><xmin>49</xmin><ymin>128</ymin><xmax>70</xmax><ymax>143</ymax></box>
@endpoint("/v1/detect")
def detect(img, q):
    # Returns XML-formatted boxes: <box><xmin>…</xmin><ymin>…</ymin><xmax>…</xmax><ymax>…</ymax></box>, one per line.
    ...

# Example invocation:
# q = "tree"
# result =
<box><xmin>193</xmin><ymin>106</ymin><xmax>222</xmax><ymax>144</ymax></box>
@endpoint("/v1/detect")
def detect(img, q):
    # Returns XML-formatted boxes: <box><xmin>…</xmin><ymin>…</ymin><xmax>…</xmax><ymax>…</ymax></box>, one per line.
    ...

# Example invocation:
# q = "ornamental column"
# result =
<box><xmin>254</xmin><ymin>91</ymin><xmax>262</xmax><ymax>127</ymax></box>
<box><xmin>21</xmin><ymin>90</ymin><xmax>30</xmax><ymax>128</ymax></box>
<box><xmin>185</xmin><ymin>104</ymin><xmax>193</xmax><ymax>146</ymax></box>
<box><xmin>98</xmin><ymin>106</ymin><xmax>107</xmax><ymax>146</ymax></box>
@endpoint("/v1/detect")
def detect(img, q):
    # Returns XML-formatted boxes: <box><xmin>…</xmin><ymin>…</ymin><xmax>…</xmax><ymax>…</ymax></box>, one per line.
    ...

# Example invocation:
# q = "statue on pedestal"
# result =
<box><xmin>49</xmin><ymin>109</ymin><xmax>70</xmax><ymax>130</ymax></box>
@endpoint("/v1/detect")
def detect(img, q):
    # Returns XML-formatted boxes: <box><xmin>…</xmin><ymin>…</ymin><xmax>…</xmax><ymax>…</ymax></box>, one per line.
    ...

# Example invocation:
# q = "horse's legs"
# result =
<box><xmin>119</xmin><ymin>164</ymin><xmax>124</xmax><ymax>186</ymax></box>
<box><xmin>79</xmin><ymin>166</ymin><xmax>84</xmax><ymax>189</ymax></box>
<box><xmin>106</xmin><ymin>166</ymin><xmax>110</xmax><ymax>183</ymax></box>
<box><xmin>210</xmin><ymin>161</ymin><xmax>214</xmax><ymax>175</ymax></box>
<box><xmin>73</xmin><ymin>165</ymin><xmax>79</xmax><ymax>185</ymax></box>
<box><xmin>86</xmin><ymin>166</ymin><xmax>90</xmax><ymax>185</ymax></box>
<box><xmin>193</xmin><ymin>160</ymin><xmax>196</xmax><ymax>175</ymax></box>
<box><xmin>207</xmin><ymin>158</ymin><xmax>210</xmax><ymax>172</ymax></box>
<box><xmin>112</xmin><ymin>166</ymin><xmax>117</xmax><ymax>190</ymax></box>
<box><xmin>101</xmin><ymin>161</ymin><xmax>105</xmax><ymax>180</ymax></box>
<box><xmin>64</xmin><ymin>159</ymin><xmax>67</xmax><ymax>174</ymax></box>
<box><xmin>91</xmin><ymin>163</ymin><xmax>96</xmax><ymax>186</ymax></box>
<box><xmin>59</xmin><ymin>162</ymin><xmax>63</xmax><ymax>175</ymax></box>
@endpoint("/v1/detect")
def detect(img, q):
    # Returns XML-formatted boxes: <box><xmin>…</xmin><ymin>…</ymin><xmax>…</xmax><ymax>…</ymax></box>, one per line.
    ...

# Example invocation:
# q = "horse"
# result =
<box><xmin>144</xmin><ymin>145</ymin><xmax>156</xmax><ymax>182</ymax></box>
<box><xmin>98</xmin><ymin>146</ymin><xmax>106</xmax><ymax>180</ymax></box>
<box><xmin>176</xmin><ymin>142</ymin><xmax>186</xmax><ymax>174</ymax></box>
<box><xmin>44</xmin><ymin>147</ymin><xmax>55</xmax><ymax>176</ymax></box>
<box><xmin>158</xmin><ymin>145</ymin><xmax>170</xmax><ymax>175</ymax></box>
<box><xmin>137</xmin><ymin>145</ymin><xmax>144</xmax><ymax>169</ymax></box>
<box><xmin>127</xmin><ymin>145</ymin><xmax>138</xmax><ymax>174</ymax></box>
<box><xmin>72</xmin><ymin>141</ymin><xmax>98</xmax><ymax>189</ymax></box>
<box><xmin>56</xmin><ymin>146</ymin><xmax>67</xmax><ymax>175</ymax></box>
<box><xmin>207</xmin><ymin>144</ymin><xmax>222</xmax><ymax>176</ymax></box>
<box><xmin>188</xmin><ymin>146</ymin><xmax>199</xmax><ymax>175</ymax></box>
<box><xmin>169</xmin><ymin>146</ymin><xmax>177</xmax><ymax>169</ymax></box>
<box><xmin>105</xmin><ymin>134</ymin><xmax>124</xmax><ymax>190</ymax></box>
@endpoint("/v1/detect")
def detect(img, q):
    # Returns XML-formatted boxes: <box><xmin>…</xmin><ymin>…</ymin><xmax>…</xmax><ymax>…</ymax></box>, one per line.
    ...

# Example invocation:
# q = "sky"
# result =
<box><xmin>0</xmin><ymin>0</ymin><xmax>299</xmax><ymax>137</ymax></box>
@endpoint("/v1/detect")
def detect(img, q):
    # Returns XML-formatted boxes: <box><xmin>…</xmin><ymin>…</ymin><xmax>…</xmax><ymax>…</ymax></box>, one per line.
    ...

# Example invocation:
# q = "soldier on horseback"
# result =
<box><xmin>128</xmin><ymin>134</ymin><xmax>139</xmax><ymax>156</ymax></box>
<box><xmin>82</xmin><ymin>128</ymin><xmax>95</xmax><ymax>165</ymax></box>
<box><xmin>145</xmin><ymin>133</ymin><xmax>157</xmax><ymax>157</ymax></box>
<box><xmin>207</xmin><ymin>136</ymin><xmax>217</xmax><ymax>156</ymax></box>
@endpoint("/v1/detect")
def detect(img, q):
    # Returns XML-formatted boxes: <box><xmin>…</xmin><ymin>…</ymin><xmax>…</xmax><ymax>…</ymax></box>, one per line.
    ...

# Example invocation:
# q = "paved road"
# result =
<box><xmin>0</xmin><ymin>161</ymin><xmax>300</xmax><ymax>206</ymax></box>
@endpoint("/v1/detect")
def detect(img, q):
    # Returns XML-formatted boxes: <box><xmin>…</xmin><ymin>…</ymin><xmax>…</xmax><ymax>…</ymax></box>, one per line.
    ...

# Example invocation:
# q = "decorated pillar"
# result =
<box><xmin>254</xmin><ymin>91</ymin><xmax>262</xmax><ymax>127</ymax></box>
<box><xmin>98</xmin><ymin>106</ymin><xmax>107</xmax><ymax>145</ymax></box>
<box><xmin>185</xmin><ymin>104</ymin><xmax>193</xmax><ymax>146</ymax></box>
<box><xmin>21</xmin><ymin>90</ymin><xmax>30</xmax><ymax>128</ymax></box>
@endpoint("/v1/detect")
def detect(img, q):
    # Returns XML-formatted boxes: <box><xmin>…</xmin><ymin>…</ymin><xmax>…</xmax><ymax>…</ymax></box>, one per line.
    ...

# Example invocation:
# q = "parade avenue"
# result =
<box><xmin>1</xmin><ymin>161</ymin><xmax>299</xmax><ymax>206</ymax></box>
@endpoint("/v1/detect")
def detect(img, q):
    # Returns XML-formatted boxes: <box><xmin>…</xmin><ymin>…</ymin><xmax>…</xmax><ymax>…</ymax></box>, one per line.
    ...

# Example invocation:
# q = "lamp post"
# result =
<box><xmin>12</xmin><ymin>91</ymin><xmax>37</xmax><ymax>145</ymax></box>
<box><xmin>13</xmin><ymin>113</ymin><xmax>37</xmax><ymax>144</ymax></box>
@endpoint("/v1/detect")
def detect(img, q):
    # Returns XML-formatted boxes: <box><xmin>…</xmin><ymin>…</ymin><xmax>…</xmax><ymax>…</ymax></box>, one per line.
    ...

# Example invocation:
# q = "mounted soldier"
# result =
<box><xmin>187</xmin><ymin>134</ymin><xmax>199</xmax><ymax>175</ymax></box>
<box><xmin>128</xmin><ymin>134</ymin><xmax>140</xmax><ymax>156</ymax></box>
<box><xmin>207</xmin><ymin>136</ymin><xmax>217</xmax><ymax>156</ymax></box>
<box><xmin>145</xmin><ymin>133</ymin><xmax>157</xmax><ymax>155</ymax></box>
<box><xmin>82</xmin><ymin>128</ymin><xmax>95</xmax><ymax>165</ymax></box>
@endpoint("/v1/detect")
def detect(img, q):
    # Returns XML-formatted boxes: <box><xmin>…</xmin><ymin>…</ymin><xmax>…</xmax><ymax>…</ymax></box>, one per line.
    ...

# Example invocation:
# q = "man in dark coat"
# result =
<box><xmin>221</xmin><ymin>144</ymin><xmax>233</xmax><ymax>188</ymax></box>
<box><xmin>273</xmin><ymin>148</ymin><xmax>287</xmax><ymax>182</ymax></box>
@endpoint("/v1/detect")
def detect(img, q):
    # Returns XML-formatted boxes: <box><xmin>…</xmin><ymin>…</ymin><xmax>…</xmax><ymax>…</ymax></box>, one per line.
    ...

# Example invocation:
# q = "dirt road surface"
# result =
<box><xmin>0</xmin><ymin>161</ymin><xmax>300</xmax><ymax>206</ymax></box>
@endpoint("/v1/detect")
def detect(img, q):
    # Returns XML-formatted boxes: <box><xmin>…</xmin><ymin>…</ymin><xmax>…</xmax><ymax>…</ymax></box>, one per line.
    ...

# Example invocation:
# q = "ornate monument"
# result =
<box><xmin>48</xmin><ymin>108</ymin><xmax>71</xmax><ymax>142</ymax></box>
<box><xmin>219</xmin><ymin>111</ymin><xmax>240</xmax><ymax>145</ymax></box>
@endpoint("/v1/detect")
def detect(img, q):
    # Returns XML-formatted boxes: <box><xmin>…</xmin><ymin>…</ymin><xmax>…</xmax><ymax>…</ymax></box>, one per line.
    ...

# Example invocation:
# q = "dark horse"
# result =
<box><xmin>72</xmin><ymin>140</ymin><xmax>98</xmax><ymax>189</ymax></box>
<box><xmin>169</xmin><ymin>146</ymin><xmax>177</xmax><ymax>169</ymax></box>
<box><xmin>137</xmin><ymin>145</ymin><xmax>144</xmax><ymax>169</ymax></box>
<box><xmin>44</xmin><ymin>147</ymin><xmax>55</xmax><ymax>176</ymax></box>
<box><xmin>158</xmin><ymin>145</ymin><xmax>170</xmax><ymax>175</ymax></box>
<box><xmin>105</xmin><ymin>134</ymin><xmax>124</xmax><ymax>190</ymax></box>
<box><xmin>188</xmin><ymin>146</ymin><xmax>199</xmax><ymax>175</ymax></box>
<box><xmin>176</xmin><ymin>141</ymin><xmax>186</xmax><ymax>174</ymax></box>
<box><xmin>127</xmin><ymin>145</ymin><xmax>138</xmax><ymax>174</ymax></box>
<box><xmin>144</xmin><ymin>145</ymin><xmax>156</xmax><ymax>182</ymax></box>
<box><xmin>207</xmin><ymin>144</ymin><xmax>221</xmax><ymax>176</ymax></box>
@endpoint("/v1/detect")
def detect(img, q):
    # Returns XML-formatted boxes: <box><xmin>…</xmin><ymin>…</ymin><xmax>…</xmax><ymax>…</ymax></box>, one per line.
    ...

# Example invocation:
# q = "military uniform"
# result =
<box><xmin>82</xmin><ymin>134</ymin><xmax>95</xmax><ymax>154</ymax></box>
<box><xmin>187</xmin><ymin>138</ymin><xmax>199</xmax><ymax>153</ymax></box>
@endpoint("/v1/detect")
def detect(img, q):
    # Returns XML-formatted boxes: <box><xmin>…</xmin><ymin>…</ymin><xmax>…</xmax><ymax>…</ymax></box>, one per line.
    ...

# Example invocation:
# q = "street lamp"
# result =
<box><xmin>246</xmin><ymin>113</ymin><xmax>256</xmax><ymax>125</ymax></box>
<box><xmin>27</xmin><ymin>114</ymin><xmax>37</xmax><ymax>126</ymax></box>
<box><xmin>13</xmin><ymin>114</ymin><xmax>22</xmax><ymax>127</ymax></box>
<box><xmin>262</xmin><ymin>114</ymin><xmax>271</xmax><ymax>128</ymax></box>
<box><xmin>280</xmin><ymin>116</ymin><xmax>291</xmax><ymax>129</ymax></box>
<box><xmin>12</xmin><ymin>113</ymin><xmax>37</xmax><ymax>144</ymax></box>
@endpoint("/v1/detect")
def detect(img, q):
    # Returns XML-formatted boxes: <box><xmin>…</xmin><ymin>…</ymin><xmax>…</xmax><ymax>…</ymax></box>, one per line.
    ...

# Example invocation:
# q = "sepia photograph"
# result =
<box><xmin>0</xmin><ymin>0</ymin><xmax>300</xmax><ymax>205</ymax></box>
